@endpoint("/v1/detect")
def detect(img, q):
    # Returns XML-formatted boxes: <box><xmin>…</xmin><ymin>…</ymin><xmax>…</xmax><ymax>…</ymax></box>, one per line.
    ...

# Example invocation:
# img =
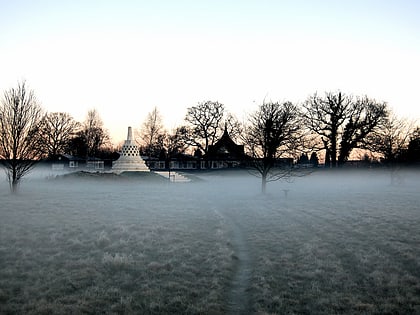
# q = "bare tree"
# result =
<box><xmin>35</xmin><ymin>112</ymin><xmax>80</xmax><ymax>158</ymax></box>
<box><xmin>67</xmin><ymin>109</ymin><xmax>109</xmax><ymax>158</ymax></box>
<box><xmin>303</xmin><ymin>91</ymin><xmax>387</xmax><ymax>167</ymax></box>
<box><xmin>224</xmin><ymin>112</ymin><xmax>243</xmax><ymax>142</ymax></box>
<box><xmin>0</xmin><ymin>81</ymin><xmax>43</xmax><ymax>192</ymax></box>
<box><xmin>185</xmin><ymin>100</ymin><xmax>225</xmax><ymax>154</ymax></box>
<box><xmin>81</xmin><ymin>109</ymin><xmax>109</xmax><ymax>158</ymax></box>
<box><xmin>338</xmin><ymin>96</ymin><xmax>388</xmax><ymax>164</ymax></box>
<box><xmin>245</xmin><ymin>101</ymin><xmax>302</xmax><ymax>193</ymax></box>
<box><xmin>139</xmin><ymin>107</ymin><xmax>166</xmax><ymax>158</ymax></box>
<box><xmin>303</xmin><ymin>92</ymin><xmax>351</xmax><ymax>167</ymax></box>
<box><xmin>365</xmin><ymin>111</ymin><xmax>414</xmax><ymax>163</ymax></box>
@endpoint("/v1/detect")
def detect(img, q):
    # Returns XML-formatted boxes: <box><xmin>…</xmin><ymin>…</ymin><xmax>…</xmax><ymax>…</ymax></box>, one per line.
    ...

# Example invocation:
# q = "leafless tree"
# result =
<box><xmin>35</xmin><ymin>112</ymin><xmax>80</xmax><ymax>158</ymax></box>
<box><xmin>185</xmin><ymin>100</ymin><xmax>225</xmax><ymax>154</ymax></box>
<box><xmin>338</xmin><ymin>95</ymin><xmax>388</xmax><ymax>164</ymax></box>
<box><xmin>224</xmin><ymin>112</ymin><xmax>243</xmax><ymax>142</ymax></box>
<box><xmin>365</xmin><ymin>111</ymin><xmax>414</xmax><ymax>163</ymax></box>
<box><xmin>302</xmin><ymin>92</ymin><xmax>351</xmax><ymax>167</ymax></box>
<box><xmin>303</xmin><ymin>91</ymin><xmax>387</xmax><ymax>167</ymax></box>
<box><xmin>245</xmin><ymin>101</ymin><xmax>302</xmax><ymax>193</ymax></box>
<box><xmin>139</xmin><ymin>107</ymin><xmax>166</xmax><ymax>158</ymax></box>
<box><xmin>81</xmin><ymin>109</ymin><xmax>109</xmax><ymax>158</ymax></box>
<box><xmin>0</xmin><ymin>81</ymin><xmax>44</xmax><ymax>192</ymax></box>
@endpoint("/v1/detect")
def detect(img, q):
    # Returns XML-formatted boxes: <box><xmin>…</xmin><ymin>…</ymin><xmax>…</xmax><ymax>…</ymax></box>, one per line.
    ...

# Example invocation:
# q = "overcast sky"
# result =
<box><xmin>1</xmin><ymin>0</ymin><xmax>419</xmax><ymax>143</ymax></box>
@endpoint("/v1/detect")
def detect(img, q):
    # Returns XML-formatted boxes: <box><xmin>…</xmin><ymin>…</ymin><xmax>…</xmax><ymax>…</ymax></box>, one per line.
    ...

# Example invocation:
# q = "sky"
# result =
<box><xmin>1</xmin><ymin>0</ymin><xmax>419</xmax><ymax>144</ymax></box>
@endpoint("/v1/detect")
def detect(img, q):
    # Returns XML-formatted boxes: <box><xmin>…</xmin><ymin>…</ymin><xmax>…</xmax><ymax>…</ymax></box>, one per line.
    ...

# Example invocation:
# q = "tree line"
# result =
<box><xmin>1</xmin><ymin>81</ymin><xmax>419</xmax><ymax>192</ymax></box>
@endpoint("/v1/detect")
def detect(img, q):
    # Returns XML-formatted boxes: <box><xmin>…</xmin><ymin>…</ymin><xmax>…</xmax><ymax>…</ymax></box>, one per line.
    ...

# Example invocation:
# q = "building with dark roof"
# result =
<box><xmin>204</xmin><ymin>126</ymin><xmax>247</xmax><ymax>169</ymax></box>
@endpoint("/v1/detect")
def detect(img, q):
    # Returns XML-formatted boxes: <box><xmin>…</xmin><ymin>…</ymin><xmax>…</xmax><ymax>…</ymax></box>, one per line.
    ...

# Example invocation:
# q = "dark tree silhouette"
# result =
<box><xmin>165</xmin><ymin>126</ymin><xmax>190</xmax><ymax>156</ymax></box>
<box><xmin>245</xmin><ymin>101</ymin><xmax>302</xmax><ymax>193</ymax></box>
<box><xmin>303</xmin><ymin>92</ymin><xmax>351</xmax><ymax>167</ymax></box>
<box><xmin>67</xmin><ymin>133</ymin><xmax>88</xmax><ymax>158</ymax></box>
<box><xmin>66</xmin><ymin>109</ymin><xmax>109</xmax><ymax>158</ymax></box>
<box><xmin>224</xmin><ymin>112</ymin><xmax>243</xmax><ymax>142</ymax></box>
<box><xmin>303</xmin><ymin>91</ymin><xmax>387</xmax><ymax>167</ymax></box>
<box><xmin>297</xmin><ymin>153</ymin><xmax>309</xmax><ymax>165</ymax></box>
<box><xmin>0</xmin><ymin>81</ymin><xmax>43</xmax><ymax>192</ymax></box>
<box><xmin>338</xmin><ymin>95</ymin><xmax>387</xmax><ymax>165</ymax></box>
<box><xmin>184</xmin><ymin>100</ymin><xmax>225</xmax><ymax>154</ymax></box>
<box><xmin>309</xmin><ymin>152</ymin><xmax>319</xmax><ymax>167</ymax></box>
<box><xmin>365</xmin><ymin>111</ymin><xmax>414</xmax><ymax>163</ymax></box>
<box><xmin>81</xmin><ymin>109</ymin><xmax>109</xmax><ymax>158</ymax></box>
<box><xmin>406</xmin><ymin>127</ymin><xmax>420</xmax><ymax>163</ymax></box>
<box><xmin>35</xmin><ymin>112</ymin><xmax>80</xmax><ymax>158</ymax></box>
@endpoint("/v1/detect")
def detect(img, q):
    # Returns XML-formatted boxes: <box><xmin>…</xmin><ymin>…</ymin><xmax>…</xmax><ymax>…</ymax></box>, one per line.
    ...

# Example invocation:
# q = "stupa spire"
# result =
<box><xmin>127</xmin><ymin>126</ymin><xmax>133</xmax><ymax>142</ymax></box>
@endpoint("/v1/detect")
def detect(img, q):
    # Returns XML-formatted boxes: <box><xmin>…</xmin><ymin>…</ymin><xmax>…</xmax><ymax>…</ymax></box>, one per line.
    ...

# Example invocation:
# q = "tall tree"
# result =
<box><xmin>245</xmin><ymin>101</ymin><xmax>302</xmax><ymax>193</ymax></box>
<box><xmin>338</xmin><ymin>96</ymin><xmax>387</xmax><ymax>164</ymax></box>
<box><xmin>0</xmin><ymin>81</ymin><xmax>43</xmax><ymax>192</ymax></box>
<box><xmin>365</xmin><ymin>111</ymin><xmax>413</xmax><ymax>163</ymax></box>
<box><xmin>184</xmin><ymin>100</ymin><xmax>225</xmax><ymax>154</ymax></box>
<box><xmin>35</xmin><ymin>112</ymin><xmax>80</xmax><ymax>158</ymax></box>
<box><xmin>303</xmin><ymin>91</ymin><xmax>387</xmax><ymax>167</ymax></box>
<box><xmin>80</xmin><ymin>109</ymin><xmax>109</xmax><ymax>158</ymax></box>
<box><xmin>303</xmin><ymin>92</ymin><xmax>351</xmax><ymax>167</ymax></box>
<box><xmin>139</xmin><ymin>107</ymin><xmax>166</xmax><ymax>158</ymax></box>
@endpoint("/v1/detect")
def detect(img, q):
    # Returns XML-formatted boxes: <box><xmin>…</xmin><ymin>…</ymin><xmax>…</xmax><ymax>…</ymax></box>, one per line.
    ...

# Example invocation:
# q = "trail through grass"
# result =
<box><xmin>215</xmin><ymin>208</ymin><xmax>252</xmax><ymax>315</ymax></box>
<box><xmin>1</xmin><ymin>169</ymin><xmax>420</xmax><ymax>314</ymax></box>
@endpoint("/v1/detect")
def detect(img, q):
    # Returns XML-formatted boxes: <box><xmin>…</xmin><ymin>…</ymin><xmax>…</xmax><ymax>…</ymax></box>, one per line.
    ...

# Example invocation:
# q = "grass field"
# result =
<box><xmin>1</xmin><ymin>168</ymin><xmax>419</xmax><ymax>314</ymax></box>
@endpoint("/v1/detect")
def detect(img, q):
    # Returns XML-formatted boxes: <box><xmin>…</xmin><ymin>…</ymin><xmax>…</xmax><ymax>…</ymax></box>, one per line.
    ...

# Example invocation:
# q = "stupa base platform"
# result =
<box><xmin>112</xmin><ymin>161</ymin><xmax>150</xmax><ymax>174</ymax></box>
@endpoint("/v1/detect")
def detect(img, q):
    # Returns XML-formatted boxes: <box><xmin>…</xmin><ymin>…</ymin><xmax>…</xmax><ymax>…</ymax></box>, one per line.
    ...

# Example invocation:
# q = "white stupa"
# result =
<box><xmin>112</xmin><ymin>127</ymin><xmax>149</xmax><ymax>173</ymax></box>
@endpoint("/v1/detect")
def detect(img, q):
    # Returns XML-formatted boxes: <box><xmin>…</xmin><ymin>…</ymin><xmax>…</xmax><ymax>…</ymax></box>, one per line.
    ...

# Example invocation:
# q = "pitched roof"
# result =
<box><xmin>206</xmin><ymin>126</ymin><xmax>245</xmax><ymax>159</ymax></box>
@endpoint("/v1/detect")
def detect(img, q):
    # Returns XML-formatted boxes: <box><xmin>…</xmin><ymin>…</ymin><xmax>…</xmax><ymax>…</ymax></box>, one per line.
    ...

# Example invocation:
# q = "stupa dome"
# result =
<box><xmin>112</xmin><ymin>127</ymin><xmax>149</xmax><ymax>173</ymax></box>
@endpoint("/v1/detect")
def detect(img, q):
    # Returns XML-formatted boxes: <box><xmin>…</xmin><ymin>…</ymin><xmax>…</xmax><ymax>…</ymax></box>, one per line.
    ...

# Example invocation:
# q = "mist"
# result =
<box><xmin>1</xmin><ymin>167</ymin><xmax>420</xmax><ymax>314</ymax></box>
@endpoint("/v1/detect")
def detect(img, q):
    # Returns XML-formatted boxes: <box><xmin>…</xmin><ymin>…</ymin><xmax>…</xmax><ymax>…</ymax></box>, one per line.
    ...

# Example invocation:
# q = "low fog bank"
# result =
<box><xmin>2</xmin><ymin>165</ymin><xmax>420</xmax><ymax>200</ymax></box>
<box><xmin>1</xmin><ymin>166</ymin><xmax>420</xmax><ymax>313</ymax></box>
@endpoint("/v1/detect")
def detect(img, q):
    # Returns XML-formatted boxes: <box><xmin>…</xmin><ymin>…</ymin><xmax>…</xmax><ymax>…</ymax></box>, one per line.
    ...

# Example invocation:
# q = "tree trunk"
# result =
<box><xmin>11</xmin><ymin>167</ymin><xmax>18</xmax><ymax>193</ymax></box>
<box><xmin>11</xmin><ymin>180</ymin><xmax>18</xmax><ymax>193</ymax></box>
<box><xmin>261</xmin><ymin>173</ymin><xmax>267</xmax><ymax>194</ymax></box>
<box><xmin>330</xmin><ymin>133</ymin><xmax>337</xmax><ymax>168</ymax></box>
<box><xmin>324</xmin><ymin>149</ymin><xmax>331</xmax><ymax>168</ymax></box>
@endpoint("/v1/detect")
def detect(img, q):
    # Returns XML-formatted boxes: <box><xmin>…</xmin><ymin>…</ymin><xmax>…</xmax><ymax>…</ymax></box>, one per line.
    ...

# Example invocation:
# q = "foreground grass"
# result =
<box><xmin>0</xmin><ymin>178</ymin><xmax>234</xmax><ymax>314</ymax></box>
<box><xmin>234</xmin><ymin>170</ymin><xmax>420</xmax><ymax>314</ymax></box>
<box><xmin>1</xmin><ymin>169</ymin><xmax>420</xmax><ymax>314</ymax></box>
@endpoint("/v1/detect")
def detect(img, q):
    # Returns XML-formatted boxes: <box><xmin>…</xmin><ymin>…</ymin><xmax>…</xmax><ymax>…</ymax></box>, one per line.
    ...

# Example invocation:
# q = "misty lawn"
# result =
<box><xmin>1</xmin><ymin>169</ymin><xmax>420</xmax><ymax>314</ymax></box>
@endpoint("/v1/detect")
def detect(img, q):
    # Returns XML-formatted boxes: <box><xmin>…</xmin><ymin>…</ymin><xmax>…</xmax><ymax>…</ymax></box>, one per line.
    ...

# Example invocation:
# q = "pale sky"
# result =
<box><xmin>1</xmin><ymin>0</ymin><xmax>419</xmax><ymax>144</ymax></box>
